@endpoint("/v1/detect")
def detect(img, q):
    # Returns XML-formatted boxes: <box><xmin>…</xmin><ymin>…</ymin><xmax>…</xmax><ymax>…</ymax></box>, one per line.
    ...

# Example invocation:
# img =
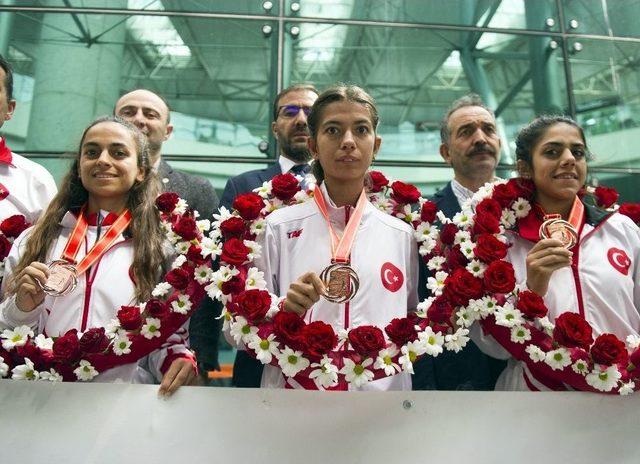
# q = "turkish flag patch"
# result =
<box><xmin>380</xmin><ymin>262</ymin><xmax>403</xmax><ymax>292</ymax></box>
<box><xmin>607</xmin><ymin>247</ymin><xmax>631</xmax><ymax>276</ymax></box>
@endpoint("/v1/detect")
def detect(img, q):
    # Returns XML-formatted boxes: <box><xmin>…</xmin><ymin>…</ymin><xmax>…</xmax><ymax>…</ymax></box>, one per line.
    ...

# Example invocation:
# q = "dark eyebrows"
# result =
<box><xmin>321</xmin><ymin>118</ymin><xmax>372</xmax><ymax>127</ymax></box>
<box><xmin>81</xmin><ymin>141</ymin><xmax>129</xmax><ymax>149</ymax></box>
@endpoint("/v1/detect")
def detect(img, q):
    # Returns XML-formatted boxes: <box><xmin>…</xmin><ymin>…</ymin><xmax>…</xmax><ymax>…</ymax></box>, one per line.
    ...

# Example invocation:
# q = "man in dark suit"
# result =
<box><xmin>115</xmin><ymin>89</ymin><xmax>222</xmax><ymax>380</ymax></box>
<box><xmin>413</xmin><ymin>94</ymin><xmax>507</xmax><ymax>390</ymax></box>
<box><xmin>220</xmin><ymin>84</ymin><xmax>319</xmax><ymax>387</ymax></box>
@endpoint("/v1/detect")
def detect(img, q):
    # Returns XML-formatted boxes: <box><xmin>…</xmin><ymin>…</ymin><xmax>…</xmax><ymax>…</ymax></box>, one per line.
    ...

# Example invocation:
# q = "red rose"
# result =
<box><xmin>117</xmin><ymin>305</ymin><xmax>143</xmax><ymax>331</ymax></box>
<box><xmin>440</xmin><ymin>223</ymin><xmax>459</xmax><ymax>245</ymax></box>
<box><xmin>390</xmin><ymin>181</ymin><xmax>421</xmax><ymax>204</ymax></box>
<box><xmin>0</xmin><ymin>235</ymin><xmax>11</xmax><ymax>260</ymax></box>
<box><xmin>475</xmin><ymin>198</ymin><xmax>502</xmax><ymax>220</ymax></box>
<box><xmin>271</xmin><ymin>173</ymin><xmax>301</xmax><ymax>201</ymax></box>
<box><xmin>166</xmin><ymin>266</ymin><xmax>191</xmax><ymax>291</ymax></box>
<box><xmin>233</xmin><ymin>193</ymin><xmax>264</xmax><ymax>221</ymax></box>
<box><xmin>221</xmin><ymin>275</ymin><xmax>246</xmax><ymax>295</ymax></box>
<box><xmin>0</xmin><ymin>215</ymin><xmax>30</xmax><ymax>239</ymax></box>
<box><xmin>444</xmin><ymin>268</ymin><xmax>484</xmax><ymax>307</ymax></box>
<box><xmin>510</xmin><ymin>178</ymin><xmax>535</xmax><ymax>199</ymax></box>
<box><xmin>186</xmin><ymin>244</ymin><xmax>208</xmax><ymax>265</ymax></box>
<box><xmin>173</xmin><ymin>216</ymin><xmax>199</xmax><ymax>241</ymax></box>
<box><xmin>220</xmin><ymin>217</ymin><xmax>246</xmax><ymax>239</ymax></box>
<box><xmin>78</xmin><ymin>327</ymin><xmax>109</xmax><ymax>354</ymax></box>
<box><xmin>472</xmin><ymin>212</ymin><xmax>501</xmax><ymax>236</ymax></box>
<box><xmin>629</xmin><ymin>349</ymin><xmax>640</xmax><ymax>376</ymax></box>
<box><xmin>420</xmin><ymin>201</ymin><xmax>438</xmax><ymax>223</ymax></box>
<box><xmin>145</xmin><ymin>298</ymin><xmax>168</xmax><ymax>318</ymax></box>
<box><xmin>273</xmin><ymin>311</ymin><xmax>306</xmax><ymax>351</ymax></box>
<box><xmin>348</xmin><ymin>326</ymin><xmax>386</xmax><ymax>356</ymax></box>
<box><xmin>302</xmin><ymin>321</ymin><xmax>337</xmax><ymax>359</ymax></box>
<box><xmin>156</xmin><ymin>192</ymin><xmax>179</xmax><ymax>213</ymax></box>
<box><xmin>516</xmin><ymin>290</ymin><xmax>548</xmax><ymax>319</ymax></box>
<box><xmin>483</xmin><ymin>260</ymin><xmax>516</xmax><ymax>294</ymax></box>
<box><xmin>553</xmin><ymin>312</ymin><xmax>594</xmax><ymax>350</ymax></box>
<box><xmin>594</xmin><ymin>186</ymin><xmax>619</xmax><ymax>209</ymax></box>
<box><xmin>234</xmin><ymin>289</ymin><xmax>271</xmax><ymax>323</ymax></box>
<box><xmin>52</xmin><ymin>329</ymin><xmax>81</xmax><ymax>363</ymax></box>
<box><xmin>385</xmin><ymin>317</ymin><xmax>419</xmax><ymax>346</ymax></box>
<box><xmin>590</xmin><ymin>333</ymin><xmax>628</xmax><ymax>366</ymax></box>
<box><xmin>619</xmin><ymin>203</ymin><xmax>640</xmax><ymax>224</ymax></box>
<box><xmin>220</xmin><ymin>238</ymin><xmax>250</xmax><ymax>266</ymax></box>
<box><xmin>445</xmin><ymin>245</ymin><xmax>468</xmax><ymax>271</ymax></box>
<box><xmin>427</xmin><ymin>295</ymin><xmax>455</xmax><ymax>327</ymax></box>
<box><xmin>474</xmin><ymin>234</ymin><xmax>509</xmax><ymax>263</ymax></box>
<box><xmin>368</xmin><ymin>171</ymin><xmax>389</xmax><ymax>193</ymax></box>
<box><xmin>492</xmin><ymin>183</ymin><xmax>518</xmax><ymax>208</ymax></box>
<box><xmin>15</xmin><ymin>342</ymin><xmax>44</xmax><ymax>366</ymax></box>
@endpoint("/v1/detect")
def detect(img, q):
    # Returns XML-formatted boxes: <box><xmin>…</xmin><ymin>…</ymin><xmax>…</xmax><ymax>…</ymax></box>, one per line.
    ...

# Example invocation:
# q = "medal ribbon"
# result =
<box><xmin>541</xmin><ymin>196</ymin><xmax>585</xmax><ymax>231</ymax></box>
<box><xmin>61</xmin><ymin>205</ymin><xmax>132</xmax><ymax>275</ymax></box>
<box><xmin>313</xmin><ymin>185</ymin><xmax>367</xmax><ymax>263</ymax></box>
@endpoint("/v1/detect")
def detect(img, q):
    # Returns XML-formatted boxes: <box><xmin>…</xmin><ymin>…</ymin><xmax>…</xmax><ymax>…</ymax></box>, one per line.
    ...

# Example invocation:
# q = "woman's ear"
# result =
<box><xmin>308</xmin><ymin>137</ymin><xmax>318</xmax><ymax>160</ymax></box>
<box><xmin>517</xmin><ymin>159</ymin><xmax>531</xmax><ymax>178</ymax></box>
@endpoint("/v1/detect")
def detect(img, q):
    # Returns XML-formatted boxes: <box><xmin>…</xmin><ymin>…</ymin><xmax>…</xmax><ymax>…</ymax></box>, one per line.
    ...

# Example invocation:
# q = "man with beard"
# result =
<box><xmin>413</xmin><ymin>94</ymin><xmax>507</xmax><ymax>391</ymax></box>
<box><xmin>220</xmin><ymin>83</ymin><xmax>318</xmax><ymax>387</ymax></box>
<box><xmin>0</xmin><ymin>54</ymin><xmax>57</xmax><ymax>223</ymax></box>
<box><xmin>115</xmin><ymin>89</ymin><xmax>221</xmax><ymax>382</ymax></box>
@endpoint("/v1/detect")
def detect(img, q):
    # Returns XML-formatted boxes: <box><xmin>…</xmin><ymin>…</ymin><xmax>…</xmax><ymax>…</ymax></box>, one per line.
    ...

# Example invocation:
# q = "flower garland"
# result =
<box><xmin>0</xmin><ymin>214</ymin><xmax>31</xmax><ymax>281</ymax></box>
<box><xmin>0</xmin><ymin>193</ymin><xmax>208</xmax><ymax>382</ymax></box>
<box><xmin>209</xmin><ymin>171</ymin><xmax>472</xmax><ymax>389</ymax></box>
<box><xmin>432</xmin><ymin>177</ymin><xmax>640</xmax><ymax>395</ymax></box>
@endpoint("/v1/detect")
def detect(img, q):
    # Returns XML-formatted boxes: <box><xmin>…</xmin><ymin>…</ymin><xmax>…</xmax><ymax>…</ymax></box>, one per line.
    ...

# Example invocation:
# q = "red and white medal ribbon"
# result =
<box><xmin>539</xmin><ymin>197</ymin><xmax>584</xmax><ymax>249</ymax></box>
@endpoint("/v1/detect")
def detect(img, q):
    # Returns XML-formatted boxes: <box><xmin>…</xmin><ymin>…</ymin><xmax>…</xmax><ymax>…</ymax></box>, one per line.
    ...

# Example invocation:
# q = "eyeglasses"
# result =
<box><xmin>278</xmin><ymin>104</ymin><xmax>312</xmax><ymax>119</ymax></box>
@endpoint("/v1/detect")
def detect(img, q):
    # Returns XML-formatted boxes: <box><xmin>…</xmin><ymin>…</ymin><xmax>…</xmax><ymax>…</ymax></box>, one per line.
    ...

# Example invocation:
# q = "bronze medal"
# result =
<box><xmin>539</xmin><ymin>218</ymin><xmax>578</xmax><ymax>250</ymax></box>
<box><xmin>39</xmin><ymin>260</ymin><xmax>78</xmax><ymax>297</ymax></box>
<box><xmin>319</xmin><ymin>263</ymin><xmax>359</xmax><ymax>303</ymax></box>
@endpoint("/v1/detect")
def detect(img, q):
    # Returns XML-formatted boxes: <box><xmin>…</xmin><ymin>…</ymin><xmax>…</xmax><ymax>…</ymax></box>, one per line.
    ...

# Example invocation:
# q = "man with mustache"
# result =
<box><xmin>115</xmin><ymin>89</ymin><xmax>221</xmax><ymax>382</ymax></box>
<box><xmin>413</xmin><ymin>94</ymin><xmax>507</xmax><ymax>391</ymax></box>
<box><xmin>220</xmin><ymin>83</ymin><xmax>318</xmax><ymax>387</ymax></box>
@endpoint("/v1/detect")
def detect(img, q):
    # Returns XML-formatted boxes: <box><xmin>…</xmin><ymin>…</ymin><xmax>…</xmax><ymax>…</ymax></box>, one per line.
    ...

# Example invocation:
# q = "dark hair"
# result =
<box><xmin>0</xmin><ymin>53</ymin><xmax>14</xmax><ymax>101</ymax></box>
<box><xmin>9</xmin><ymin>115</ymin><xmax>165</xmax><ymax>302</ymax></box>
<box><xmin>272</xmin><ymin>83</ymin><xmax>319</xmax><ymax>121</ymax></box>
<box><xmin>308</xmin><ymin>84</ymin><xmax>379</xmax><ymax>183</ymax></box>
<box><xmin>515</xmin><ymin>115</ymin><xmax>589</xmax><ymax>173</ymax></box>
<box><xmin>440</xmin><ymin>93</ymin><xmax>494</xmax><ymax>145</ymax></box>
<box><xmin>115</xmin><ymin>88</ymin><xmax>172</xmax><ymax>124</ymax></box>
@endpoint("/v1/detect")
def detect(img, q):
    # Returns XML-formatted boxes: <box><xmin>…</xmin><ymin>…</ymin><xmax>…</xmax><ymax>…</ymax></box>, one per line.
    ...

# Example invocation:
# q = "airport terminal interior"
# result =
<box><xmin>2</xmin><ymin>0</ymin><xmax>640</xmax><ymax>380</ymax></box>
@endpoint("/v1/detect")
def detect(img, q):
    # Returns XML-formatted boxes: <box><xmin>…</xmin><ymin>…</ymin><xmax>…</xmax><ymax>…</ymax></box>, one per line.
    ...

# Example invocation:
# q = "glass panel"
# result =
<box><xmin>285</xmin><ymin>23</ymin><xmax>568</xmax><ymax>190</ymax></box>
<box><xmin>286</xmin><ymin>0</ymin><xmax>559</xmax><ymax>31</ymax></box>
<box><xmin>561</xmin><ymin>0</ymin><xmax>640</xmax><ymax>38</ymax></box>
<box><xmin>5</xmin><ymin>0</ymin><xmax>275</xmax><ymax>15</ymax></box>
<box><xmin>3</xmin><ymin>10</ymin><xmax>274</xmax><ymax>156</ymax></box>
<box><xmin>570</xmin><ymin>39</ymin><xmax>640</xmax><ymax>171</ymax></box>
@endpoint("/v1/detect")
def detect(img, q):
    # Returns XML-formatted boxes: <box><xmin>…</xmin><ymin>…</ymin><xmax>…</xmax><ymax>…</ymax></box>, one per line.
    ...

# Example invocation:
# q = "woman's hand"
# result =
<box><xmin>283</xmin><ymin>272</ymin><xmax>325</xmax><ymax>316</ymax></box>
<box><xmin>525</xmin><ymin>238</ymin><xmax>573</xmax><ymax>297</ymax></box>
<box><xmin>14</xmin><ymin>262</ymin><xmax>49</xmax><ymax>312</ymax></box>
<box><xmin>158</xmin><ymin>358</ymin><xmax>197</xmax><ymax>397</ymax></box>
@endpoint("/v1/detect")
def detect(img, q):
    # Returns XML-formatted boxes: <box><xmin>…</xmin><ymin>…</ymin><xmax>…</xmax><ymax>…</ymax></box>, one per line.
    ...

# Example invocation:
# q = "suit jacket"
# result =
<box><xmin>220</xmin><ymin>162</ymin><xmax>281</xmax><ymax>387</ymax></box>
<box><xmin>158</xmin><ymin>160</ymin><xmax>223</xmax><ymax>373</ymax></box>
<box><xmin>412</xmin><ymin>181</ymin><xmax>507</xmax><ymax>390</ymax></box>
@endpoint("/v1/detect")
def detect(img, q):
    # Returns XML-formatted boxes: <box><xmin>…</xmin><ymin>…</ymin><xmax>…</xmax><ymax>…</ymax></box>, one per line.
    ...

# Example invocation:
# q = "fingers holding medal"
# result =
<box><xmin>284</xmin><ymin>272</ymin><xmax>325</xmax><ymax>316</ymax></box>
<box><xmin>15</xmin><ymin>261</ymin><xmax>49</xmax><ymax>312</ymax></box>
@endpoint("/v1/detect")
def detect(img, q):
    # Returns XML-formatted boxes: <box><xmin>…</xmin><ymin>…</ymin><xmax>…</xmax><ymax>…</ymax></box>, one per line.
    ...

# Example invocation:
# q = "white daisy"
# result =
<box><xmin>571</xmin><ymin>359</ymin><xmax>589</xmax><ymax>375</ymax></box>
<box><xmin>436</xmin><ymin>210</ymin><xmax>450</xmax><ymax>224</ymax></box>
<box><xmin>112</xmin><ymin>336</ymin><xmax>132</xmax><ymax>356</ymax></box>
<box><xmin>456</xmin><ymin>306</ymin><xmax>478</xmax><ymax>328</ymax></box>
<box><xmin>141</xmin><ymin>318</ymin><xmax>162</xmax><ymax>339</ymax></box>
<box><xmin>11</xmin><ymin>358</ymin><xmax>38</xmax><ymax>380</ymax></box>
<box><xmin>418</xmin><ymin>327</ymin><xmax>444</xmax><ymax>357</ymax></box>
<box><xmin>525</xmin><ymin>345</ymin><xmax>546</xmax><ymax>362</ymax></box>
<box><xmin>196</xmin><ymin>219</ymin><xmax>211</xmax><ymax>233</ymax></box>
<box><xmin>200</xmin><ymin>236</ymin><xmax>222</xmax><ymax>259</ymax></box>
<box><xmin>171</xmin><ymin>254</ymin><xmax>187</xmax><ymax>269</ymax></box>
<box><xmin>243</xmin><ymin>240</ymin><xmax>262</xmax><ymax>262</ymax></box>
<box><xmin>479</xmin><ymin>296</ymin><xmax>498</xmax><ymax>317</ymax></box>
<box><xmin>619</xmin><ymin>381</ymin><xmax>636</xmax><ymax>396</ymax></box>
<box><xmin>418</xmin><ymin>237</ymin><xmax>437</xmax><ymax>256</ymax></box>
<box><xmin>0</xmin><ymin>359</ymin><xmax>9</xmax><ymax>378</ymax></box>
<box><xmin>152</xmin><ymin>282</ymin><xmax>172</xmax><ymax>298</ymax></box>
<box><xmin>454</xmin><ymin>230</ymin><xmax>471</xmax><ymax>246</ymax></box>
<box><xmin>512</xmin><ymin>198</ymin><xmax>532</xmax><ymax>219</ymax></box>
<box><xmin>459</xmin><ymin>242</ymin><xmax>476</xmax><ymax>259</ymax></box>
<box><xmin>277</xmin><ymin>347</ymin><xmax>310</xmax><ymax>377</ymax></box>
<box><xmin>33</xmin><ymin>334</ymin><xmax>54</xmax><ymax>351</ymax></box>
<box><xmin>294</xmin><ymin>190</ymin><xmax>311</xmax><ymax>203</ymax></box>
<box><xmin>466</xmin><ymin>259</ymin><xmax>487</xmax><ymax>278</ymax></box>
<box><xmin>174</xmin><ymin>198</ymin><xmax>188</xmax><ymax>215</ymax></box>
<box><xmin>373</xmin><ymin>346</ymin><xmax>401</xmax><ymax>376</ymax></box>
<box><xmin>194</xmin><ymin>265</ymin><xmax>214</xmax><ymax>285</ymax></box>
<box><xmin>545</xmin><ymin>348</ymin><xmax>572</xmax><ymax>371</ymax></box>
<box><xmin>255</xmin><ymin>181</ymin><xmax>272</xmax><ymax>198</ymax></box>
<box><xmin>427</xmin><ymin>256</ymin><xmax>446</xmax><ymax>271</ymax></box>
<box><xmin>247</xmin><ymin>334</ymin><xmax>280</xmax><ymax>364</ymax></box>
<box><xmin>414</xmin><ymin>222</ymin><xmax>437</xmax><ymax>241</ymax></box>
<box><xmin>500</xmin><ymin>209</ymin><xmax>517</xmax><ymax>228</ymax></box>
<box><xmin>340</xmin><ymin>358</ymin><xmax>374</xmax><ymax>388</ymax></box>
<box><xmin>250</xmin><ymin>218</ymin><xmax>266</xmax><ymax>237</ymax></box>
<box><xmin>74</xmin><ymin>360</ymin><xmax>99</xmax><ymax>381</ymax></box>
<box><xmin>444</xmin><ymin>328</ymin><xmax>469</xmax><ymax>353</ymax></box>
<box><xmin>494</xmin><ymin>304</ymin><xmax>525</xmax><ymax>328</ymax></box>
<box><xmin>1</xmin><ymin>326</ymin><xmax>34</xmax><ymax>350</ymax></box>
<box><xmin>171</xmin><ymin>295</ymin><xmax>192</xmax><ymax>315</ymax></box>
<box><xmin>626</xmin><ymin>334</ymin><xmax>640</xmax><ymax>350</ymax></box>
<box><xmin>536</xmin><ymin>316</ymin><xmax>555</xmax><ymax>336</ymax></box>
<box><xmin>510</xmin><ymin>325</ymin><xmax>532</xmax><ymax>344</ymax></box>
<box><xmin>399</xmin><ymin>341</ymin><xmax>427</xmax><ymax>374</ymax></box>
<box><xmin>586</xmin><ymin>365</ymin><xmax>621</xmax><ymax>392</ymax></box>
<box><xmin>245</xmin><ymin>267</ymin><xmax>267</xmax><ymax>290</ymax></box>
<box><xmin>309</xmin><ymin>356</ymin><xmax>339</xmax><ymax>389</ymax></box>
<box><xmin>426</xmin><ymin>270</ymin><xmax>448</xmax><ymax>296</ymax></box>
<box><xmin>415</xmin><ymin>297</ymin><xmax>434</xmax><ymax>318</ymax></box>
<box><xmin>40</xmin><ymin>369</ymin><xmax>63</xmax><ymax>382</ymax></box>
<box><xmin>452</xmin><ymin>210</ymin><xmax>472</xmax><ymax>227</ymax></box>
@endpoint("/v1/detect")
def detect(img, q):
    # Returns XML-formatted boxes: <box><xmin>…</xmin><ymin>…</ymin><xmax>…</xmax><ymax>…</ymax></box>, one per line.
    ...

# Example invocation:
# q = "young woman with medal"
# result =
<box><xmin>252</xmin><ymin>85</ymin><xmax>419</xmax><ymax>390</ymax></box>
<box><xmin>0</xmin><ymin>116</ymin><xmax>195</xmax><ymax>395</ymax></box>
<box><xmin>472</xmin><ymin>116</ymin><xmax>640</xmax><ymax>391</ymax></box>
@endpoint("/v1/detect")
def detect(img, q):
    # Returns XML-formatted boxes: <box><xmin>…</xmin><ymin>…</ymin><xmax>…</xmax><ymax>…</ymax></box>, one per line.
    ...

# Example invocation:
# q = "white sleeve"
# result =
<box><xmin>147</xmin><ymin>320</ymin><xmax>195</xmax><ymax>382</ymax></box>
<box><xmin>631</xmin><ymin>223</ymin><xmax>640</xmax><ymax>314</ymax></box>
<box><xmin>469</xmin><ymin>322</ymin><xmax>511</xmax><ymax>359</ymax></box>
<box><xmin>254</xmin><ymin>219</ymin><xmax>280</xmax><ymax>295</ymax></box>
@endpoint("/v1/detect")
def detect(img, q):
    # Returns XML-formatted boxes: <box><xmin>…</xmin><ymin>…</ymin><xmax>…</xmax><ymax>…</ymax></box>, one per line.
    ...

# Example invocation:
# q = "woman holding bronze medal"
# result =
<box><xmin>254</xmin><ymin>85</ymin><xmax>419</xmax><ymax>390</ymax></box>
<box><xmin>0</xmin><ymin>116</ymin><xmax>195</xmax><ymax>394</ymax></box>
<box><xmin>472</xmin><ymin>116</ymin><xmax>640</xmax><ymax>391</ymax></box>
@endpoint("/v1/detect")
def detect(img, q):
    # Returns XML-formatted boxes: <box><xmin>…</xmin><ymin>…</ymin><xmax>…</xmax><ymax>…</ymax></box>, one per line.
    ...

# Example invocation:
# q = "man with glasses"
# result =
<box><xmin>220</xmin><ymin>83</ymin><xmax>319</xmax><ymax>387</ymax></box>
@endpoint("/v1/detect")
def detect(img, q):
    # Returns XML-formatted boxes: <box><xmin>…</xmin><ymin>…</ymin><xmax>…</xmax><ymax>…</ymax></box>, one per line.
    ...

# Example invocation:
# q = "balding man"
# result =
<box><xmin>115</xmin><ymin>89</ymin><xmax>222</xmax><ymax>379</ymax></box>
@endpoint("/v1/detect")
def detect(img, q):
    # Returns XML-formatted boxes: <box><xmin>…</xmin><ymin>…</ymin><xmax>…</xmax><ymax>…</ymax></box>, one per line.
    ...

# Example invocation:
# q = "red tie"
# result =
<box><xmin>0</xmin><ymin>137</ymin><xmax>13</xmax><ymax>165</ymax></box>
